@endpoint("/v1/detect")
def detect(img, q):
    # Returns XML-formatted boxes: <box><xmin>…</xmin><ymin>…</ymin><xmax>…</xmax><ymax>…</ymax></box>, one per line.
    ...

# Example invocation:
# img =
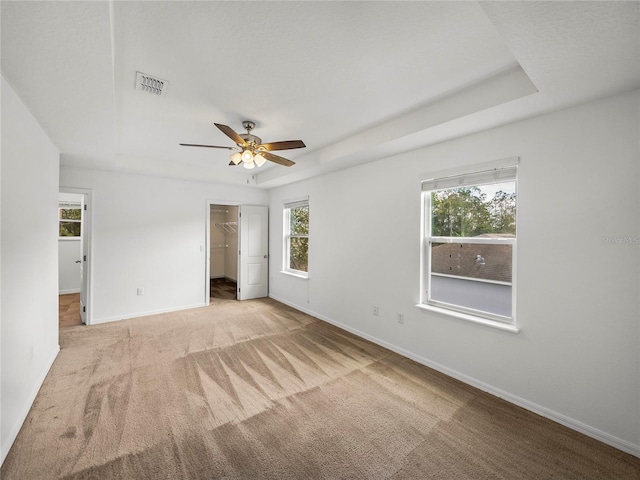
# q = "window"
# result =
<box><xmin>59</xmin><ymin>204</ymin><xmax>82</xmax><ymax>237</ymax></box>
<box><xmin>420</xmin><ymin>165</ymin><xmax>517</xmax><ymax>326</ymax></box>
<box><xmin>283</xmin><ymin>198</ymin><xmax>309</xmax><ymax>276</ymax></box>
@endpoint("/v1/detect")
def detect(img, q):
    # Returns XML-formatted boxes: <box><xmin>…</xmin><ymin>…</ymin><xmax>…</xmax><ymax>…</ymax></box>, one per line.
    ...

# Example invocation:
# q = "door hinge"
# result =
<box><xmin>83</xmin><ymin>306</ymin><xmax>86</xmax><ymax>312</ymax></box>
<box><xmin>83</xmin><ymin>255</ymin><xmax>87</xmax><ymax>261</ymax></box>
<box><xmin>84</xmin><ymin>204</ymin><xmax>87</xmax><ymax>211</ymax></box>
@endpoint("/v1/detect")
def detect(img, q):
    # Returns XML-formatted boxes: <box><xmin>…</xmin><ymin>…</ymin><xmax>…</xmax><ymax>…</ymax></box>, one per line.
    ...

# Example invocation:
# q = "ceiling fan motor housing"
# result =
<box><xmin>239</xmin><ymin>133</ymin><xmax>262</xmax><ymax>147</ymax></box>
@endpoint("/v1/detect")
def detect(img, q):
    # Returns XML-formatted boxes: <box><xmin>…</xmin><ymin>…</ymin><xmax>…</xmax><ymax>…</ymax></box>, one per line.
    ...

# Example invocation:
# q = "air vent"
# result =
<box><xmin>135</xmin><ymin>71</ymin><xmax>169</xmax><ymax>96</ymax></box>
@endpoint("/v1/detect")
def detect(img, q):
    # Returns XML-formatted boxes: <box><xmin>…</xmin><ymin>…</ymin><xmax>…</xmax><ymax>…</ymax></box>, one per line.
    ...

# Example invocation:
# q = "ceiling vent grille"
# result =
<box><xmin>135</xmin><ymin>71</ymin><xmax>168</xmax><ymax>96</ymax></box>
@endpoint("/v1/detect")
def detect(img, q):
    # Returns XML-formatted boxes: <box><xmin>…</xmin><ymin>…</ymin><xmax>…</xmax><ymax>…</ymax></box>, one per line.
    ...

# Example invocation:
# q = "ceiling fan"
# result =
<box><xmin>180</xmin><ymin>121</ymin><xmax>305</xmax><ymax>169</ymax></box>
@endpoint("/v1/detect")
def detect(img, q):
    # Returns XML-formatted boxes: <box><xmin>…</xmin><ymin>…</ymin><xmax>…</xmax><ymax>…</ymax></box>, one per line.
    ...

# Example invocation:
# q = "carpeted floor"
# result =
<box><xmin>3</xmin><ymin>297</ymin><xmax>639</xmax><ymax>479</ymax></box>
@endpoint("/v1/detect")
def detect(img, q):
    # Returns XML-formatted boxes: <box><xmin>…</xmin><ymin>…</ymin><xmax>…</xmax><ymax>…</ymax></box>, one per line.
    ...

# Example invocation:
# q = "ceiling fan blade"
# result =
<box><xmin>260</xmin><ymin>151</ymin><xmax>295</xmax><ymax>167</ymax></box>
<box><xmin>180</xmin><ymin>143</ymin><xmax>236</xmax><ymax>150</ymax></box>
<box><xmin>228</xmin><ymin>161</ymin><xmax>239</xmax><ymax>166</ymax></box>
<box><xmin>259</xmin><ymin>140</ymin><xmax>306</xmax><ymax>151</ymax></box>
<box><xmin>214</xmin><ymin>123</ymin><xmax>246</xmax><ymax>146</ymax></box>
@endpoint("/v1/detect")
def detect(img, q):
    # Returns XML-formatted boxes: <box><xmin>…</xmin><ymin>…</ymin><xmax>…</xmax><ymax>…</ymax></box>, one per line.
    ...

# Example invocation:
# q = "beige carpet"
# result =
<box><xmin>3</xmin><ymin>297</ymin><xmax>639</xmax><ymax>479</ymax></box>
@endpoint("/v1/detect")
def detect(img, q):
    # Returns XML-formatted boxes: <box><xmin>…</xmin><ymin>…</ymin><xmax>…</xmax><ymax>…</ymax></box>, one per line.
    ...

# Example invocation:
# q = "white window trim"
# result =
<box><xmin>418</xmin><ymin>158</ymin><xmax>519</xmax><ymax>332</ymax></box>
<box><xmin>415</xmin><ymin>303</ymin><xmax>520</xmax><ymax>333</ymax></box>
<box><xmin>283</xmin><ymin>197</ymin><xmax>309</xmax><ymax>278</ymax></box>
<box><xmin>280</xmin><ymin>269</ymin><xmax>309</xmax><ymax>280</ymax></box>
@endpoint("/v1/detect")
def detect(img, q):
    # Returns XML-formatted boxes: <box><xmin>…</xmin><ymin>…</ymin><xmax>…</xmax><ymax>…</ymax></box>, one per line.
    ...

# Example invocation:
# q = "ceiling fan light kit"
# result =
<box><xmin>230</xmin><ymin>152</ymin><xmax>242</xmax><ymax>165</ymax></box>
<box><xmin>241</xmin><ymin>148</ymin><xmax>254</xmax><ymax>162</ymax></box>
<box><xmin>254</xmin><ymin>154</ymin><xmax>267</xmax><ymax>167</ymax></box>
<box><xmin>180</xmin><ymin>120</ymin><xmax>305</xmax><ymax>169</ymax></box>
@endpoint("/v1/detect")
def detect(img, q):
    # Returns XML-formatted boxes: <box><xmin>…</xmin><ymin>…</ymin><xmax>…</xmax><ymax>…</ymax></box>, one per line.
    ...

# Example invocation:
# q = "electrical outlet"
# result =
<box><xmin>373</xmin><ymin>306</ymin><xmax>379</xmax><ymax>316</ymax></box>
<box><xmin>137</xmin><ymin>287</ymin><xmax>145</xmax><ymax>296</ymax></box>
<box><xmin>397</xmin><ymin>313</ymin><xmax>405</xmax><ymax>324</ymax></box>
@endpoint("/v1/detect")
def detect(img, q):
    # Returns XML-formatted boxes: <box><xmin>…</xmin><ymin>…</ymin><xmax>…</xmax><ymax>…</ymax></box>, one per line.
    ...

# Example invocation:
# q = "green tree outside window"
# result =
<box><xmin>289</xmin><ymin>205</ymin><xmax>309</xmax><ymax>272</ymax></box>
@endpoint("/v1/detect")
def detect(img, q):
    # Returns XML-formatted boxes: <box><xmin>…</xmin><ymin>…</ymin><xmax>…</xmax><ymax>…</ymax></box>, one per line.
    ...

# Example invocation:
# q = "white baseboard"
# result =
<box><xmin>1</xmin><ymin>344</ymin><xmax>60</xmax><ymax>466</ymax></box>
<box><xmin>269</xmin><ymin>294</ymin><xmax>640</xmax><ymax>459</ymax></box>
<box><xmin>59</xmin><ymin>288</ymin><xmax>80</xmax><ymax>295</ymax></box>
<box><xmin>90</xmin><ymin>302</ymin><xmax>206</xmax><ymax>325</ymax></box>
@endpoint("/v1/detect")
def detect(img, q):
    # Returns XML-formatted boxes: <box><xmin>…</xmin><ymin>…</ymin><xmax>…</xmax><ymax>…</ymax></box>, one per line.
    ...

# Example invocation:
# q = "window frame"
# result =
<box><xmin>419</xmin><ymin>161</ymin><xmax>518</xmax><ymax>331</ymax></box>
<box><xmin>282</xmin><ymin>198</ymin><xmax>309</xmax><ymax>278</ymax></box>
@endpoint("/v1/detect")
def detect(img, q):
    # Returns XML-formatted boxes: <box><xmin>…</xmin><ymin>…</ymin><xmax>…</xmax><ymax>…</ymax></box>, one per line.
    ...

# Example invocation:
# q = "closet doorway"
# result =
<box><xmin>209</xmin><ymin>204</ymin><xmax>239</xmax><ymax>300</ymax></box>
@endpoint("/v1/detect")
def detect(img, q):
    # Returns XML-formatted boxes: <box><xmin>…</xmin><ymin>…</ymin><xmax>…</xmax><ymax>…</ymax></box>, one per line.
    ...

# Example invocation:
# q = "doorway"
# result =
<box><xmin>59</xmin><ymin>187</ymin><xmax>92</xmax><ymax>325</ymax></box>
<box><xmin>209</xmin><ymin>204</ymin><xmax>239</xmax><ymax>300</ymax></box>
<box><xmin>206</xmin><ymin>202</ymin><xmax>269</xmax><ymax>304</ymax></box>
<box><xmin>58</xmin><ymin>192</ymin><xmax>83</xmax><ymax>326</ymax></box>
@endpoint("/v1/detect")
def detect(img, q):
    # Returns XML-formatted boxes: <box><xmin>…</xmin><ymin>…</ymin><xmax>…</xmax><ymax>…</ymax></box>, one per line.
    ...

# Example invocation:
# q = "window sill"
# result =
<box><xmin>280</xmin><ymin>270</ymin><xmax>309</xmax><ymax>280</ymax></box>
<box><xmin>59</xmin><ymin>237</ymin><xmax>81</xmax><ymax>241</ymax></box>
<box><xmin>415</xmin><ymin>303</ymin><xmax>520</xmax><ymax>334</ymax></box>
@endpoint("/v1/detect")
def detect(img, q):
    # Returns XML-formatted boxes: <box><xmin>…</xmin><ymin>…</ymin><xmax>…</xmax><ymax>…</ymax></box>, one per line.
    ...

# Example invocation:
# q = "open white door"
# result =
<box><xmin>79</xmin><ymin>194</ymin><xmax>89</xmax><ymax>323</ymax></box>
<box><xmin>238</xmin><ymin>205</ymin><xmax>268</xmax><ymax>300</ymax></box>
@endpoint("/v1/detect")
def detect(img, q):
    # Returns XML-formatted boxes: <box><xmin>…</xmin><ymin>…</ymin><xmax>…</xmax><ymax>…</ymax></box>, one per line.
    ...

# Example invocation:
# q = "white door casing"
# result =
<box><xmin>238</xmin><ymin>205</ymin><xmax>268</xmax><ymax>300</ymax></box>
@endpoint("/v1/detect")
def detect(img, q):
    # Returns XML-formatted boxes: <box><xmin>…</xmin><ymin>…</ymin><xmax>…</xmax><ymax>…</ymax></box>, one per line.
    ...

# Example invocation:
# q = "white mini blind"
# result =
<box><xmin>283</xmin><ymin>197</ymin><xmax>309</xmax><ymax>209</ymax></box>
<box><xmin>421</xmin><ymin>165</ymin><xmax>517</xmax><ymax>192</ymax></box>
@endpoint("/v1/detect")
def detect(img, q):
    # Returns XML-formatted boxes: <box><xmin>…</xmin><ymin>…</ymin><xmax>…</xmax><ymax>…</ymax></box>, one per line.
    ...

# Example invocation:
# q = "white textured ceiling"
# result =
<box><xmin>2</xmin><ymin>1</ymin><xmax>639</xmax><ymax>188</ymax></box>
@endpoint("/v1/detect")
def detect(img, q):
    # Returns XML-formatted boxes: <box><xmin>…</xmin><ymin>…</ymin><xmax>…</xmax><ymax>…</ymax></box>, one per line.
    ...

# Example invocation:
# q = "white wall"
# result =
<box><xmin>60</xmin><ymin>167</ymin><xmax>267</xmax><ymax>323</ymax></box>
<box><xmin>1</xmin><ymin>75</ymin><xmax>60</xmax><ymax>464</ymax></box>
<box><xmin>268</xmin><ymin>89</ymin><xmax>640</xmax><ymax>456</ymax></box>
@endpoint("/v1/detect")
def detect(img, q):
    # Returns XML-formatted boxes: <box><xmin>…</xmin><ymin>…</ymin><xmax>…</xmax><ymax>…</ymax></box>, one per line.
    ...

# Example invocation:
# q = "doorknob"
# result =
<box><xmin>75</xmin><ymin>260</ymin><xmax>81</xmax><ymax>264</ymax></box>
<box><xmin>264</xmin><ymin>255</ymin><xmax>268</xmax><ymax>259</ymax></box>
